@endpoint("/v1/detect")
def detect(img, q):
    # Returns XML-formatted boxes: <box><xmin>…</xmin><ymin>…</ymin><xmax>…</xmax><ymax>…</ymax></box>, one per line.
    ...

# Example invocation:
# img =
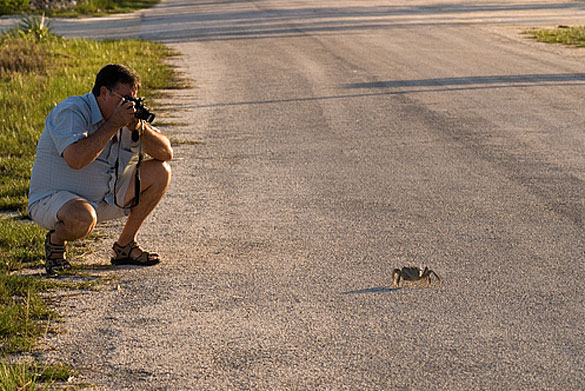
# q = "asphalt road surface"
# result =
<box><xmin>10</xmin><ymin>0</ymin><xmax>585</xmax><ymax>389</ymax></box>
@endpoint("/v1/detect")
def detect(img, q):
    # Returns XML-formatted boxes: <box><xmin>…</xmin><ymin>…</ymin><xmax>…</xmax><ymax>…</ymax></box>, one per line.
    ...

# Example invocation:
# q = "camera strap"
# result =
<box><xmin>134</xmin><ymin>143</ymin><xmax>143</xmax><ymax>207</ymax></box>
<box><xmin>113</xmin><ymin>125</ymin><xmax>143</xmax><ymax>209</ymax></box>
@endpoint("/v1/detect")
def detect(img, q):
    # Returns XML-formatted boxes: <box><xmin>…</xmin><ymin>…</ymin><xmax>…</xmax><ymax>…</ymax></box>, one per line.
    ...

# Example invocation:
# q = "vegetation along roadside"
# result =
<box><xmin>1</xmin><ymin>0</ymin><xmax>160</xmax><ymax>18</ymax></box>
<box><xmin>0</xmin><ymin>13</ymin><xmax>184</xmax><ymax>389</ymax></box>
<box><xmin>524</xmin><ymin>25</ymin><xmax>585</xmax><ymax>47</ymax></box>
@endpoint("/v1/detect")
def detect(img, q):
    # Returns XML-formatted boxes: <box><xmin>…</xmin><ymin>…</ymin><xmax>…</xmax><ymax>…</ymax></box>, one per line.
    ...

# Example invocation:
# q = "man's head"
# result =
<box><xmin>93</xmin><ymin>64</ymin><xmax>141</xmax><ymax>121</ymax></box>
<box><xmin>92</xmin><ymin>64</ymin><xmax>141</xmax><ymax>97</ymax></box>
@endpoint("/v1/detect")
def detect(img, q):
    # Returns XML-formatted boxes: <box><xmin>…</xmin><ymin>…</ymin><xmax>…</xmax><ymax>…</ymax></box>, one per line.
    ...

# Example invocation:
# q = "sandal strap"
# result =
<box><xmin>133</xmin><ymin>251</ymin><xmax>157</xmax><ymax>263</ymax></box>
<box><xmin>46</xmin><ymin>257</ymin><xmax>71</xmax><ymax>268</ymax></box>
<box><xmin>112</xmin><ymin>240</ymin><xmax>160</xmax><ymax>265</ymax></box>
<box><xmin>45</xmin><ymin>230</ymin><xmax>66</xmax><ymax>260</ymax></box>
<box><xmin>112</xmin><ymin>240</ymin><xmax>139</xmax><ymax>258</ymax></box>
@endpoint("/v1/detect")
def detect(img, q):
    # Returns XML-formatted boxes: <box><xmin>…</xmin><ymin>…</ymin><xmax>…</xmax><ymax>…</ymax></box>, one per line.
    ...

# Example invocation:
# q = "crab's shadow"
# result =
<box><xmin>341</xmin><ymin>286</ymin><xmax>400</xmax><ymax>295</ymax></box>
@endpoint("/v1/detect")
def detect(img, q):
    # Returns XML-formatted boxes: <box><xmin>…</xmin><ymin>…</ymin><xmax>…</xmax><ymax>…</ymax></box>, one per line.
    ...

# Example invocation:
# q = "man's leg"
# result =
<box><xmin>115</xmin><ymin>159</ymin><xmax>171</xmax><ymax>258</ymax></box>
<box><xmin>51</xmin><ymin>198</ymin><xmax>98</xmax><ymax>245</ymax></box>
<box><xmin>43</xmin><ymin>198</ymin><xmax>97</xmax><ymax>274</ymax></box>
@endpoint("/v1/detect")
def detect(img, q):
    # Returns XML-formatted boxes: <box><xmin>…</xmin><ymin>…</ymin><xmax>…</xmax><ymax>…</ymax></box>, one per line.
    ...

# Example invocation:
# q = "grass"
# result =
<box><xmin>0</xmin><ymin>217</ymin><xmax>45</xmax><ymax>271</ymax></box>
<box><xmin>0</xmin><ymin>361</ymin><xmax>75</xmax><ymax>390</ymax></box>
<box><xmin>56</xmin><ymin>0</ymin><xmax>160</xmax><ymax>17</ymax></box>
<box><xmin>2</xmin><ymin>0</ymin><xmax>160</xmax><ymax>17</ymax></box>
<box><xmin>0</xmin><ymin>17</ymin><xmax>185</xmax><ymax>389</ymax></box>
<box><xmin>0</xmin><ymin>215</ymin><xmax>82</xmax><ymax>388</ymax></box>
<box><xmin>0</xmin><ymin>274</ymin><xmax>53</xmax><ymax>356</ymax></box>
<box><xmin>524</xmin><ymin>25</ymin><xmax>585</xmax><ymax>47</ymax></box>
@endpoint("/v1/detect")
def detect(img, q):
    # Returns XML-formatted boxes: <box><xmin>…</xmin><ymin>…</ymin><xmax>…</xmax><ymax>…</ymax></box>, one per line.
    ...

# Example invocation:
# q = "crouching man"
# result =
<box><xmin>28</xmin><ymin>64</ymin><xmax>173</xmax><ymax>275</ymax></box>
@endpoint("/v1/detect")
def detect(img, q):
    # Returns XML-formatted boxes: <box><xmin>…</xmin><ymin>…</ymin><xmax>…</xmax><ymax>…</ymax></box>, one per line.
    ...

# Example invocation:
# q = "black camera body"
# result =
<box><xmin>124</xmin><ymin>96</ymin><xmax>155</xmax><ymax>123</ymax></box>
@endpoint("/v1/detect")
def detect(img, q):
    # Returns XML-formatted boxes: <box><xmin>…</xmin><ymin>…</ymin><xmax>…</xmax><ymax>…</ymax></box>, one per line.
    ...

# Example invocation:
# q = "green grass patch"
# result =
<box><xmin>0</xmin><ymin>272</ymin><xmax>52</xmax><ymax>355</ymax></box>
<box><xmin>524</xmin><ymin>25</ymin><xmax>585</xmax><ymax>47</ymax></box>
<box><xmin>1</xmin><ymin>0</ymin><xmax>160</xmax><ymax>17</ymax></box>
<box><xmin>0</xmin><ymin>217</ymin><xmax>45</xmax><ymax>271</ymax></box>
<box><xmin>58</xmin><ymin>0</ymin><xmax>159</xmax><ymax>17</ymax></box>
<box><xmin>0</xmin><ymin>361</ymin><xmax>75</xmax><ymax>389</ymax></box>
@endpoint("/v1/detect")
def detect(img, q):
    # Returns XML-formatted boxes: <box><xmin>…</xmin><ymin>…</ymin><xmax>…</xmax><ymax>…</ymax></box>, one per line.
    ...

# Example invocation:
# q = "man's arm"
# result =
<box><xmin>139</xmin><ymin>122</ymin><xmax>173</xmax><ymax>162</ymax></box>
<box><xmin>62</xmin><ymin>101</ymin><xmax>136</xmax><ymax>169</ymax></box>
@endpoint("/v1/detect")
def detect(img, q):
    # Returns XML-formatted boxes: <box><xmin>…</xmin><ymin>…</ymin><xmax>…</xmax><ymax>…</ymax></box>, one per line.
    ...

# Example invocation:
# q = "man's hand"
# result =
<box><xmin>108</xmin><ymin>99</ymin><xmax>137</xmax><ymax>130</ymax></box>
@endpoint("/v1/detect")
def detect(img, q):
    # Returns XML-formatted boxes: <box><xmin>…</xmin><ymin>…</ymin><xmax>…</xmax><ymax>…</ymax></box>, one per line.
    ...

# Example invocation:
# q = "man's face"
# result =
<box><xmin>99</xmin><ymin>82</ymin><xmax>138</xmax><ymax>121</ymax></box>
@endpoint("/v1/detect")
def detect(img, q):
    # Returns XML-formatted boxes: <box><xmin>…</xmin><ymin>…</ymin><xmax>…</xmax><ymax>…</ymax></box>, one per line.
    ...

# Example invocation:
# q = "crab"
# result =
<box><xmin>392</xmin><ymin>266</ymin><xmax>441</xmax><ymax>287</ymax></box>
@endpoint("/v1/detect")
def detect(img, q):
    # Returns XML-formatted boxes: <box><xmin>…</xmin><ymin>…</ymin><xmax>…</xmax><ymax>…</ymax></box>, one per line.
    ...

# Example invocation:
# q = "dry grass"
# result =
<box><xmin>0</xmin><ymin>39</ymin><xmax>49</xmax><ymax>76</ymax></box>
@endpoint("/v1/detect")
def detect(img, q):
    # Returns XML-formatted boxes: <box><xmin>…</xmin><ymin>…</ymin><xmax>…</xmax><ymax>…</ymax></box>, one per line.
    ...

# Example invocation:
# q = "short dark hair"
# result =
<box><xmin>91</xmin><ymin>64</ymin><xmax>141</xmax><ymax>97</ymax></box>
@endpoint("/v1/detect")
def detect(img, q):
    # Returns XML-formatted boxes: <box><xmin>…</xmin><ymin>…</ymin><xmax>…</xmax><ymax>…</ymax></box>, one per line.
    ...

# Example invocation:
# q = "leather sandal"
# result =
<box><xmin>45</xmin><ymin>230</ymin><xmax>71</xmax><ymax>275</ymax></box>
<box><xmin>111</xmin><ymin>240</ymin><xmax>160</xmax><ymax>266</ymax></box>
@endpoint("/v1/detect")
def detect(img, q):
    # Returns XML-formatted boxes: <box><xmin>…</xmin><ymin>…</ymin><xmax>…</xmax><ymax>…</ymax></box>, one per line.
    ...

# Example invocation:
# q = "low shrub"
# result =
<box><xmin>0</xmin><ymin>0</ymin><xmax>29</xmax><ymax>15</ymax></box>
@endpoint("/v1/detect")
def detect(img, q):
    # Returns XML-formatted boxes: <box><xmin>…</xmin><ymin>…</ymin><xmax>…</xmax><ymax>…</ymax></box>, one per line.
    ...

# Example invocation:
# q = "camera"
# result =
<box><xmin>124</xmin><ymin>96</ymin><xmax>155</xmax><ymax>123</ymax></box>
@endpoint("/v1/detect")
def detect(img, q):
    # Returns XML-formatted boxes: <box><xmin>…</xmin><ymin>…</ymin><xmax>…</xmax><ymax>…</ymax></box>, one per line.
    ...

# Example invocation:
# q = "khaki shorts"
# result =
<box><xmin>29</xmin><ymin>164</ymin><xmax>136</xmax><ymax>231</ymax></box>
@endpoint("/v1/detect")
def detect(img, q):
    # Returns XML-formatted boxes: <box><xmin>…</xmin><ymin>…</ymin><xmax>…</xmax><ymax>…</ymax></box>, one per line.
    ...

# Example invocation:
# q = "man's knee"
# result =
<box><xmin>147</xmin><ymin>160</ymin><xmax>172</xmax><ymax>189</ymax></box>
<box><xmin>57</xmin><ymin>199</ymin><xmax>97</xmax><ymax>237</ymax></box>
<box><xmin>159</xmin><ymin>160</ymin><xmax>172</xmax><ymax>182</ymax></box>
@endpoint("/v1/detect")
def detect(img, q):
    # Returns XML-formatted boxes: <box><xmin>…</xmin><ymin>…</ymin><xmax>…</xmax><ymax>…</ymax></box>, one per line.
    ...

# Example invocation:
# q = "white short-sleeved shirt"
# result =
<box><xmin>28</xmin><ymin>92</ymin><xmax>139</xmax><ymax>211</ymax></box>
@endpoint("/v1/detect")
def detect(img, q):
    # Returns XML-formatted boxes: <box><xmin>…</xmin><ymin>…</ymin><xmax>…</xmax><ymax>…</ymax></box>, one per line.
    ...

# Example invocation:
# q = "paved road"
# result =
<box><xmin>23</xmin><ymin>0</ymin><xmax>585</xmax><ymax>389</ymax></box>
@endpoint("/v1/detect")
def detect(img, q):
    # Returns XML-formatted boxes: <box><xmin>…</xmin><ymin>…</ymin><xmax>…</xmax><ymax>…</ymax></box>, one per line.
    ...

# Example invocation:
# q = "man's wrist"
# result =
<box><xmin>103</xmin><ymin>117</ymin><xmax>124</xmax><ymax>135</ymax></box>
